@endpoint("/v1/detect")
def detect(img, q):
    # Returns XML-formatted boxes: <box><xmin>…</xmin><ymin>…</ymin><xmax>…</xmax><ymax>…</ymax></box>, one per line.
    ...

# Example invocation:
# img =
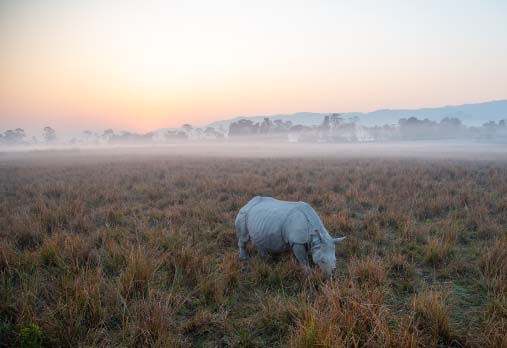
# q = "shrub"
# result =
<box><xmin>20</xmin><ymin>324</ymin><xmax>43</xmax><ymax>348</ymax></box>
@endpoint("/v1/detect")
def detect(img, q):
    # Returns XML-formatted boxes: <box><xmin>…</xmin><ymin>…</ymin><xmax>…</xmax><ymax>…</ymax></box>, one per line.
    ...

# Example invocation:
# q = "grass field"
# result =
<box><xmin>1</xmin><ymin>151</ymin><xmax>507</xmax><ymax>347</ymax></box>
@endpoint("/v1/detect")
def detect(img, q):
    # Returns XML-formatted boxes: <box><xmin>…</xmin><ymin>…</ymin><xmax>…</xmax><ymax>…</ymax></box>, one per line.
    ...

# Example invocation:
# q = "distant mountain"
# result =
<box><xmin>206</xmin><ymin>100</ymin><xmax>507</xmax><ymax>129</ymax></box>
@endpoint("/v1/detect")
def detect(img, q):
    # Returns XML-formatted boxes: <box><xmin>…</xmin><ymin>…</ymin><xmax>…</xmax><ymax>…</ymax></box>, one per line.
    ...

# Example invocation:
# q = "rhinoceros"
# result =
<box><xmin>235</xmin><ymin>196</ymin><xmax>345</xmax><ymax>275</ymax></box>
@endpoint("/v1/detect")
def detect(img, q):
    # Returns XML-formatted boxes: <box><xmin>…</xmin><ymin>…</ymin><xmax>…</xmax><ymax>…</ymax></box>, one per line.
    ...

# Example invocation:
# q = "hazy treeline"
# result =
<box><xmin>2</xmin><ymin>115</ymin><xmax>507</xmax><ymax>147</ymax></box>
<box><xmin>228</xmin><ymin>114</ymin><xmax>507</xmax><ymax>142</ymax></box>
<box><xmin>397</xmin><ymin>117</ymin><xmax>507</xmax><ymax>141</ymax></box>
<box><xmin>0</xmin><ymin>126</ymin><xmax>56</xmax><ymax>146</ymax></box>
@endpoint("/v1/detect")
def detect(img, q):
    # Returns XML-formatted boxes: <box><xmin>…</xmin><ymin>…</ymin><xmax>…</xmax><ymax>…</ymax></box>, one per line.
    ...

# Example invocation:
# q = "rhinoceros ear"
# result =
<box><xmin>312</xmin><ymin>229</ymin><xmax>322</xmax><ymax>240</ymax></box>
<box><xmin>333</xmin><ymin>236</ymin><xmax>346</xmax><ymax>243</ymax></box>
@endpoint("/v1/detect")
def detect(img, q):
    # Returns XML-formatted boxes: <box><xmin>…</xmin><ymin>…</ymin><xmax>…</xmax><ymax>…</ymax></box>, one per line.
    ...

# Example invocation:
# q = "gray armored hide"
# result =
<box><xmin>235</xmin><ymin>196</ymin><xmax>345</xmax><ymax>276</ymax></box>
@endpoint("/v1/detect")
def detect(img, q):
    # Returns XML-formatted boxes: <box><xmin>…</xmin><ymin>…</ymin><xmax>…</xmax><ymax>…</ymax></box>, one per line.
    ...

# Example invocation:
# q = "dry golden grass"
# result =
<box><xmin>1</xmin><ymin>154</ymin><xmax>506</xmax><ymax>347</ymax></box>
<box><xmin>413</xmin><ymin>290</ymin><xmax>452</xmax><ymax>344</ymax></box>
<box><xmin>480</xmin><ymin>237</ymin><xmax>507</xmax><ymax>294</ymax></box>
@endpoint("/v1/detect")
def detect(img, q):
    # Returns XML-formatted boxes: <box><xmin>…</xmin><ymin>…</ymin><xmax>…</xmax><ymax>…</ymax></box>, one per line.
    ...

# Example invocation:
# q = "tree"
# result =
<box><xmin>43</xmin><ymin>127</ymin><xmax>56</xmax><ymax>143</ymax></box>
<box><xmin>2</xmin><ymin>129</ymin><xmax>25</xmax><ymax>144</ymax></box>
<box><xmin>260</xmin><ymin>118</ymin><xmax>272</xmax><ymax>134</ymax></box>
<box><xmin>272</xmin><ymin>120</ymin><xmax>292</xmax><ymax>132</ymax></box>
<box><xmin>3</xmin><ymin>130</ymin><xmax>17</xmax><ymax>143</ymax></box>
<box><xmin>440</xmin><ymin>117</ymin><xmax>462</xmax><ymax>127</ymax></box>
<box><xmin>102</xmin><ymin>129</ymin><xmax>115</xmax><ymax>142</ymax></box>
<box><xmin>398</xmin><ymin>117</ymin><xmax>439</xmax><ymax>140</ymax></box>
<box><xmin>228</xmin><ymin>119</ymin><xmax>259</xmax><ymax>136</ymax></box>
<box><xmin>320</xmin><ymin>116</ymin><xmax>331</xmax><ymax>132</ymax></box>
<box><xmin>83</xmin><ymin>130</ymin><xmax>93</xmax><ymax>143</ymax></box>
<box><xmin>15</xmin><ymin>128</ymin><xmax>26</xmax><ymax>140</ymax></box>
<box><xmin>289</xmin><ymin>124</ymin><xmax>309</xmax><ymax>132</ymax></box>
<box><xmin>182</xmin><ymin>124</ymin><xmax>193</xmax><ymax>132</ymax></box>
<box><xmin>329</xmin><ymin>113</ymin><xmax>343</xmax><ymax>128</ymax></box>
<box><xmin>202</xmin><ymin>127</ymin><xmax>224</xmax><ymax>139</ymax></box>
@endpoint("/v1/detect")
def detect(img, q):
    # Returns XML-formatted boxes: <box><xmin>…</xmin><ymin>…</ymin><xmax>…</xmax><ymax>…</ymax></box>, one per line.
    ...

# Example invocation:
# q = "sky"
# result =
<box><xmin>1</xmin><ymin>0</ymin><xmax>506</xmax><ymax>136</ymax></box>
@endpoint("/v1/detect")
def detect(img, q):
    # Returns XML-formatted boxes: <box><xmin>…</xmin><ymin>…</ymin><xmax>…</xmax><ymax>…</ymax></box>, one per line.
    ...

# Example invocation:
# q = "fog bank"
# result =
<box><xmin>1</xmin><ymin>141</ymin><xmax>506</xmax><ymax>163</ymax></box>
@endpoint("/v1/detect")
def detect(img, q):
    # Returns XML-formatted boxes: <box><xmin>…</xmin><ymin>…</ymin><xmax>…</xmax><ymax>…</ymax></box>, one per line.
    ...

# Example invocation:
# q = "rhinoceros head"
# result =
<box><xmin>311</xmin><ymin>229</ymin><xmax>346</xmax><ymax>276</ymax></box>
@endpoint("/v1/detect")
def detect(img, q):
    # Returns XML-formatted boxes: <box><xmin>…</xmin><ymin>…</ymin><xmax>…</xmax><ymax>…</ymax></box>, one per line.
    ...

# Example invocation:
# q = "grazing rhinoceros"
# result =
<box><xmin>235</xmin><ymin>196</ymin><xmax>346</xmax><ymax>276</ymax></box>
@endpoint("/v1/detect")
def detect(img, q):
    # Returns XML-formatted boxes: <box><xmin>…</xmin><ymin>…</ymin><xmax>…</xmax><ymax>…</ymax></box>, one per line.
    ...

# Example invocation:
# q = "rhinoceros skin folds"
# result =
<box><xmin>235</xmin><ymin>196</ymin><xmax>346</xmax><ymax>276</ymax></box>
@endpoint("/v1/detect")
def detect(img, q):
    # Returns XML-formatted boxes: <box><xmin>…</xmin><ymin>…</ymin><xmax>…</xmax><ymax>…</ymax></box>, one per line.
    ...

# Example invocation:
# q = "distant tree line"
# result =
<box><xmin>229</xmin><ymin>118</ymin><xmax>296</xmax><ymax>136</ymax></box>
<box><xmin>0</xmin><ymin>127</ymin><xmax>57</xmax><ymax>145</ymax></box>
<box><xmin>227</xmin><ymin>113</ymin><xmax>373</xmax><ymax>141</ymax></box>
<box><xmin>2</xmin><ymin>116</ymin><xmax>507</xmax><ymax>146</ymax></box>
<box><xmin>226</xmin><ymin>113</ymin><xmax>374</xmax><ymax>141</ymax></box>
<box><xmin>227</xmin><ymin>114</ymin><xmax>507</xmax><ymax>142</ymax></box>
<box><xmin>397</xmin><ymin>117</ymin><xmax>507</xmax><ymax>141</ymax></box>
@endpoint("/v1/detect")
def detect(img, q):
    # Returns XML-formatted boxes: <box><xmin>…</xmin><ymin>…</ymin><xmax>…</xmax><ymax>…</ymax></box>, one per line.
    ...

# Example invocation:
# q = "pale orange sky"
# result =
<box><xmin>1</xmin><ymin>0</ymin><xmax>506</xmax><ymax>135</ymax></box>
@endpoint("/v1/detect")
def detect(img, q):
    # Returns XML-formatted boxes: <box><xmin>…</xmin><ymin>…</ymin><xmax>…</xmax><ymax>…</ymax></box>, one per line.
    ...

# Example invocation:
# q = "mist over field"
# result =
<box><xmin>1</xmin><ymin>141</ymin><xmax>507</xmax><ymax>163</ymax></box>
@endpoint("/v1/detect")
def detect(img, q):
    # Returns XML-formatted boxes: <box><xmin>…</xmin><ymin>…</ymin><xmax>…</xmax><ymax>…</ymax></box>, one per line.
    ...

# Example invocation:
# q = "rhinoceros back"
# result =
<box><xmin>242</xmin><ymin>197</ymin><xmax>302</xmax><ymax>253</ymax></box>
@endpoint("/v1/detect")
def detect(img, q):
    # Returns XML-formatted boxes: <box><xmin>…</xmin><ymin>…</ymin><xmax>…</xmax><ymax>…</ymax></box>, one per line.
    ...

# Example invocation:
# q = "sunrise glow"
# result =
<box><xmin>1</xmin><ymin>0</ymin><xmax>506</xmax><ymax>135</ymax></box>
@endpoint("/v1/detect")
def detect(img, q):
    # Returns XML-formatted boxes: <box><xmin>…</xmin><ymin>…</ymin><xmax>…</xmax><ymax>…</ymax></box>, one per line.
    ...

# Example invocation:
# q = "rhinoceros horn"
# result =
<box><xmin>333</xmin><ymin>237</ymin><xmax>346</xmax><ymax>243</ymax></box>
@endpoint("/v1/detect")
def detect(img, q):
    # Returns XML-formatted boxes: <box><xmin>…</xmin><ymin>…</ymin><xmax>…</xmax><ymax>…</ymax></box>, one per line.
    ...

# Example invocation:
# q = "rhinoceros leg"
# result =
<box><xmin>292</xmin><ymin>244</ymin><xmax>311</xmax><ymax>273</ymax></box>
<box><xmin>239</xmin><ymin>241</ymin><xmax>249</xmax><ymax>261</ymax></box>
<box><xmin>235</xmin><ymin>213</ymin><xmax>250</xmax><ymax>261</ymax></box>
